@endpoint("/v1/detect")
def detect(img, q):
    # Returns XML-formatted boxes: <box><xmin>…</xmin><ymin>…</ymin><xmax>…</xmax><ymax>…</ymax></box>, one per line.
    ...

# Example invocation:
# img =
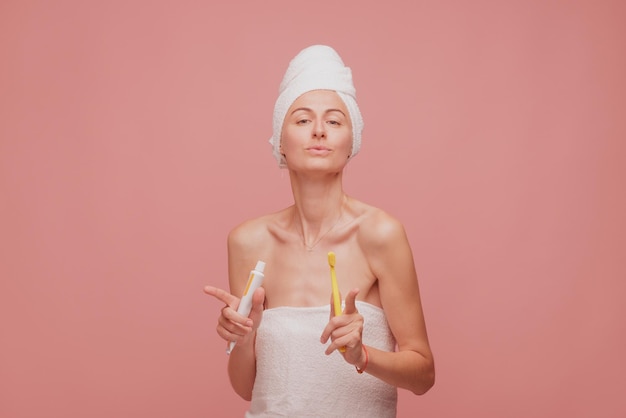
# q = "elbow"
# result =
<box><xmin>411</xmin><ymin>362</ymin><xmax>435</xmax><ymax>396</ymax></box>
<box><xmin>233</xmin><ymin>384</ymin><xmax>253</xmax><ymax>402</ymax></box>
<box><xmin>412</xmin><ymin>373</ymin><xmax>435</xmax><ymax>395</ymax></box>
<box><xmin>230</xmin><ymin>376</ymin><xmax>254</xmax><ymax>401</ymax></box>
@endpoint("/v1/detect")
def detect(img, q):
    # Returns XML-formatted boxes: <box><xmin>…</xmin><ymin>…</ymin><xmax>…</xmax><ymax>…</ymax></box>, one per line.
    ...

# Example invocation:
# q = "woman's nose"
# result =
<box><xmin>312</xmin><ymin>120</ymin><xmax>326</xmax><ymax>138</ymax></box>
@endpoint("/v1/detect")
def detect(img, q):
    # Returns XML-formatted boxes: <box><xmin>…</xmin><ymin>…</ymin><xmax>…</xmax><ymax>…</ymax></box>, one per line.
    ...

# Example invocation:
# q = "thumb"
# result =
<box><xmin>342</xmin><ymin>288</ymin><xmax>360</xmax><ymax>315</ymax></box>
<box><xmin>248</xmin><ymin>287</ymin><xmax>266</xmax><ymax>325</ymax></box>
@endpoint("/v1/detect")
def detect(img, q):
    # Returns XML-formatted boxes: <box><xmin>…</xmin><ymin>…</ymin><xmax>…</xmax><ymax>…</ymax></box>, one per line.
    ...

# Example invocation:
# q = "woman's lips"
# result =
<box><xmin>306</xmin><ymin>146</ymin><xmax>332</xmax><ymax>155</ymax></box>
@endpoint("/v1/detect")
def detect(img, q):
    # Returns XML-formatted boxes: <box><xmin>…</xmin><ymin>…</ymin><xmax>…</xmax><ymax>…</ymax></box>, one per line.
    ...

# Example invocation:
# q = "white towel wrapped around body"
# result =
<box><xmin>245</xmin><ymin>301</ymin><xmax>397</xmax><ymax>418</ymax></box>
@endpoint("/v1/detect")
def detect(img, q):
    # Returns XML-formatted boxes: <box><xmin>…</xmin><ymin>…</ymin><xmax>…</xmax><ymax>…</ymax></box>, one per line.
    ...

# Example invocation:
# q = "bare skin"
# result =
<box><xmin>204</xmin><ymin>90</ymin><xmax>435</xmax><ymax>401</ymax></box>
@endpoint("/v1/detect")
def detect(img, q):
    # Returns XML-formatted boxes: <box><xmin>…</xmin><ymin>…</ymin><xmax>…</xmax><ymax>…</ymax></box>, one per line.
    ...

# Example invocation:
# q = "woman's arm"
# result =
<box><xmin>321</xmin><ymin>209</ymin><xmax>435</xmax><ymax>394</ymax></box>
<box><xmin>203</xmin><ymin>281</ymin><xmax>262</xmax><ymax>400</ymax></box>
<box><xmin>202</xmin><ymin>222</ymin><xmax>267</xmax><ymax>400</ymax></box>
<box><xmin>225</xmin><ymin>223</ymin><xmax>267</xmax><ymax>400</ymax></box>
<box><xmin>363</xmin><ymin>211</ymin><xmax>435</xmax><ymax>394</ymax></box>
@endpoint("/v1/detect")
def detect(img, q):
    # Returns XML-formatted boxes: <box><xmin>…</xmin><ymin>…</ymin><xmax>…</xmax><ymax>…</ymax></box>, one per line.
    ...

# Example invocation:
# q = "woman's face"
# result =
<box><xmin>280</xmin><ymin>90</ymin><xmax>353</xmax><ymax>173</ymax></box>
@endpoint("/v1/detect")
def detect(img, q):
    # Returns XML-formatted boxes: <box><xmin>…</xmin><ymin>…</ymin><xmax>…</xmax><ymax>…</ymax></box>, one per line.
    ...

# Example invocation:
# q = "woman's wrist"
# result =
<box><xmin>355</xmin><ymin>345</ymin><xmax>369</xmax><ymax>374</ymax></box>
<box><xmin>233</xmin><ymin>329</ymin><xmax>257</xmax><ymax>352</ymax></box>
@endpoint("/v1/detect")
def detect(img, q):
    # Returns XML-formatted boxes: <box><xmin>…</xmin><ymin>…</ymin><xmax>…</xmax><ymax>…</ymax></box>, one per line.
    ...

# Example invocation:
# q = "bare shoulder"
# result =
<box><xmin>228</xmin><ymin>213</ymin><xmax>272</xmax><ymax>252</ymax></box>
<box><xmin>349</xmin><ymin>200</ymin><xmax>416</xmax><ymax>294</ymax></box>
<box><xmin>352</xmin><ymin>200</ymin><xmax>408</xmax><ymax>250</ymax></box>
<box><xmin>227</xmin><ymin>208</ymin><xmax>291</xmax><ymax>256</ymax></box>
<box><xmin>227</xmin><ymin>210</ymin><xmax>290</xmax><ymax>292</ymax></box>
<box><xmin>228</xmin><ymin>216</ymin><xmax>266</xmax><ymax>250</ymax></box>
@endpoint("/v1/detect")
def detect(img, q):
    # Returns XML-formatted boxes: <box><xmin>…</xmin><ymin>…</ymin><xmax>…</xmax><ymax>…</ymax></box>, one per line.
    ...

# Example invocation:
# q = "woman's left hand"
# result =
<box><xmin>320</xmin><ymin>288</ymin><xmax>365</xmax><ymax>365</ymax></box>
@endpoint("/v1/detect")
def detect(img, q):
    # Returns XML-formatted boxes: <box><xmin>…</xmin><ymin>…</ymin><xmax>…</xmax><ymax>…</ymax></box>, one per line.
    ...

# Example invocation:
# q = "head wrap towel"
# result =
<box><xmin>269</xmin><ymin>45</ymin><xmax>364</xmax><ymax>168</ymax></box>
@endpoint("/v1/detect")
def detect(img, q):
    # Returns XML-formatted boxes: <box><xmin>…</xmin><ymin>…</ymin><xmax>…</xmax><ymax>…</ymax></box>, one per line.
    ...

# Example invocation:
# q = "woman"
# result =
<box><xmin>205</xmin><ymin>45</ymin><xmax>434</xmax><ymax>417</ymax></box>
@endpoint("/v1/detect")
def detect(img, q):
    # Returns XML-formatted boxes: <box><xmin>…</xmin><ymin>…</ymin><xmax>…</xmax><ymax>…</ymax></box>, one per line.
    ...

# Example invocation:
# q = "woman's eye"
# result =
<box><xmin>297</xmin><ymin>119</ymin><xmax>310</xmax><ymax>124</ymax></box>
<box><xmin>327</xmin><ymin>120</ymin><xmax>340</xmax><ymax>125</ymax></box>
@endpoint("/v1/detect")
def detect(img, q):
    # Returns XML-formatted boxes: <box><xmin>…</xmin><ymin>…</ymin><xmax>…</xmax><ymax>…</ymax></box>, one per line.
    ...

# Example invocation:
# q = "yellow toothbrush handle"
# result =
<box><xmin>331</xmin><ymin>269</ymin><xmax>342</xmax><ymax>316</ymax></box>
<box><xmin>330</xmin><ymin>268</ymin><xmax>346</xmax><ymax>353</ymax></box>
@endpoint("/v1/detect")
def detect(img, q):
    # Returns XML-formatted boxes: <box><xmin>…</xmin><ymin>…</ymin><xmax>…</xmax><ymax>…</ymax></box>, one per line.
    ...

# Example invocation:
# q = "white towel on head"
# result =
<box><xmin>269</xmin><ymin>45</ymin><xmax>364</xmax><ymax>168</ymax></box>
<box><xmin>245</xmin><ymin>301</ymin><xmax>397</xmax><ymax>418</ymax></box>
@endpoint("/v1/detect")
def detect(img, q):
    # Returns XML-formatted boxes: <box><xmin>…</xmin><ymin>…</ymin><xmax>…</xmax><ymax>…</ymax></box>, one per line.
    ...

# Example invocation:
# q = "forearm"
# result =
<box><xmin>360</xmin><ymin>346</ymin><xmax>435</xmax><ymax>395</ymax></box>
<box><xmin>227</xmin><ymin>332</ymin><xmax>257</xmax><ymax>401</ymax></box>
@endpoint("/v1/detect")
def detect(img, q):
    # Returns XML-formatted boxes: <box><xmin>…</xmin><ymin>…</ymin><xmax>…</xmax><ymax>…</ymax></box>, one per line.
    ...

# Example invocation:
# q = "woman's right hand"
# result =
<box><xmin>203</xmin><ymin>285</ymin><xmax>266</xmax><ymax>349</ymax></box>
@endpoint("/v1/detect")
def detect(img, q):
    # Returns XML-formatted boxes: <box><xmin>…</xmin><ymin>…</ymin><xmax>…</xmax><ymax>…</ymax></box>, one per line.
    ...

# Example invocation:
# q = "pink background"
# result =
<box><xmin>1</xmin><ymin>1</ymin><xmax>625</xmax><ymax>417</ymax></box>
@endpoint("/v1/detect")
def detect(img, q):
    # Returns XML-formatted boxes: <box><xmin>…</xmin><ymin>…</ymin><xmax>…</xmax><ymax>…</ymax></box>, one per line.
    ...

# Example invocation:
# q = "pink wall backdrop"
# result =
<box><xmin>1</xmin><ymin>1</ymin><xmax>625</xmax><ymax>417</ymax></box>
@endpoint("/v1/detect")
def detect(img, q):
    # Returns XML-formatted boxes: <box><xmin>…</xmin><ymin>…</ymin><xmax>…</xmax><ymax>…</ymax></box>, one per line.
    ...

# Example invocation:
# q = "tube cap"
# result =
<box><xmin>254</xmin><ymin>260</ymin><xmax>266</xmax><ymax>273</ymax></box>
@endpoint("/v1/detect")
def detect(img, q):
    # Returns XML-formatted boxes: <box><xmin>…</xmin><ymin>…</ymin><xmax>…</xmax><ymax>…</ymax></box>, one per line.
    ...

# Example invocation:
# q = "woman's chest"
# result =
<box><xmin>261</xmin><ymin>242</ymin><xmax>378</xmax><ymax>308</ymax></box>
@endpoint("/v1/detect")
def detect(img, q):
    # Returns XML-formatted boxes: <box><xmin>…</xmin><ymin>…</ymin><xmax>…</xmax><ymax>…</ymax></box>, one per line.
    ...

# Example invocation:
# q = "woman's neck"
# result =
<box><xmin>289</xmin><ymin>172</ymin><xmax>347</xmax><ymax>250</ymax></box>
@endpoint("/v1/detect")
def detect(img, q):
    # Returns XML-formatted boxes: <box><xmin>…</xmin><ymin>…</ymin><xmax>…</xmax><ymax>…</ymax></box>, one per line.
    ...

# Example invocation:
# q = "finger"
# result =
<box><xmin>342</xmin><ymin>288</ymin><xmax>360</xmax><ymax>315</ymax></box>
<box><xmin>204</xmin><ymin>285</ymin><xmax>239</xmax><ymax>307</ymax></box>
<box><xmin>247</xmin><ymin>287</ymin><xmax>266</xmax><ymax>324</ymax></box>
<box><xmin>324</xmin><ymin>334</ymin><xmax>350</xmax><ymax>356</ymax></box>
<box><xmin>320</xmin><ymin>315</ymin><xmax>349</xmax><ymax>347</ymax></box>
<box><xmin>320</xmin><ymin>317</ymin><xmax>334</xmax><ymax>345</ymax></box>
<box><xmin>216</xmin><ymin>316</ymin><xmax>251</xmax><ymax>340</ymax></box>
<box><xmin>324</xmin><ymin>331</ymin><xmax>354</xmax><ymax>356</ymax></box>
<box><xmin>251</xmin><ymin>286</ymin><xmax>266</xmax><ymax>308</ymax></box>
<box><xmin>216</xmin><ymin>311</ymin><xmax>252</xmax><ymax>341</ymax></box>
<box><xmin>221</xmin><ymin>304</ymin><xmax>253</xmax><ymax>327</ymax></box>
<box><xmin>325</xmin><ymin>337</ymin><xmax>362</xmax><ymax>361</ymax></box>
<box><xmin>324</xmin><ymin>324</ymin><xmax>363</xmax><ymax>358</ymax></box>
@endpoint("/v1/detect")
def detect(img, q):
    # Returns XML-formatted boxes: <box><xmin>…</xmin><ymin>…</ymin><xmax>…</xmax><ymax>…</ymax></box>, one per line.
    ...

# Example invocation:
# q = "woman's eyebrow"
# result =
<box><xmin>325</xmin><ymin>108</ymin><xmax>347</xmax><ymax>116</ymax></box>
<box><xmin>289</xmin><ymin>107</ymin><xmax>312</xmax><ymax>115</ymax></box>
<box><xmin>290</xmin><ymin>107</ymin><xmax>347</xmax><ymax>116</ymax></box>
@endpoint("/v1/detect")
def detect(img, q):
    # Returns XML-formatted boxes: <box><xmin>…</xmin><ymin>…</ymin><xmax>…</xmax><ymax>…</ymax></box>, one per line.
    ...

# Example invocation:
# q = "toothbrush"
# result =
<box><xmin>328</xmin><ymin>252</ymin><xmax>346</xmax><ymax>353</ymax></box>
